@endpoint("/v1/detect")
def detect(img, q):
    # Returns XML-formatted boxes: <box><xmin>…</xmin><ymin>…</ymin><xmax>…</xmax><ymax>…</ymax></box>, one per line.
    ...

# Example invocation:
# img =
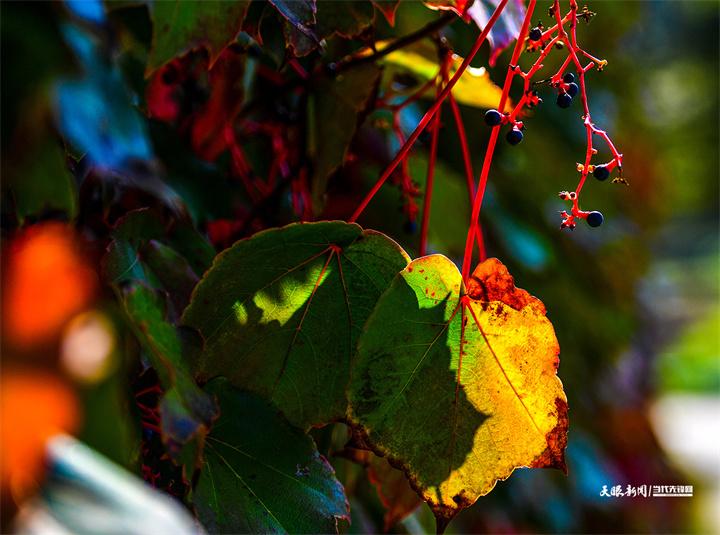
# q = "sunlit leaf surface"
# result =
<box><xmin>349</xmin><ymin>255</ymin><xmax>567</xmax><ymax>521</ymax></box>
<box><xmin>182</xmin><ymin>221</ymin><xmax>409</xmax><ymax>429</ymax></box>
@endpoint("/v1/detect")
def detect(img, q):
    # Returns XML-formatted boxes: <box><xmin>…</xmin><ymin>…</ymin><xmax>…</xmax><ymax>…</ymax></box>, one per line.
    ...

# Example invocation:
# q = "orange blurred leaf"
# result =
<box><xmin>0</xmin><ymin>369</ymin><xmax>80</xmax><ymax>501</ymax></box>
<box><xmin>3</xmin><ymin>223</ymin><xmax>97</xmax><ymax>348</ymax></box>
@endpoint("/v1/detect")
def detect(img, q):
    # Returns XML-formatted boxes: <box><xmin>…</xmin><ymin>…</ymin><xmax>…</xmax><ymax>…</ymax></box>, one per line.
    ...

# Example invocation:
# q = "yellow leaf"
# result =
<box><xmin>349</xmin><ymin>255</ymin><xmax>567</xmax><ymax>522</ymax></box>
<box><xmin>359</xmin><ymin>39</ymin><xmax>511</xmax><ymax>111</ymax></box>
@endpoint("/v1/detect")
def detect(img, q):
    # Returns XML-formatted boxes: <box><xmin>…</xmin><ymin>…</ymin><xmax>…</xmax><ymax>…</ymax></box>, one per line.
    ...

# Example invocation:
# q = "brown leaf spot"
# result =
<box><xmin>467</xmin><ymin>257</ymin><xmax>545</xmax><ymax>313</ymax></box>
<box><xmin>530</xmin><ymin>397</ymin><xmax>568</xmax><ymax>474</ymax></box>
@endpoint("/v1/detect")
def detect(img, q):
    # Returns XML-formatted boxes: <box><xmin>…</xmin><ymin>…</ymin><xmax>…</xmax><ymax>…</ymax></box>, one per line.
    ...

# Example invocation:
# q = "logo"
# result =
<box><xmin>600</xmin><ymin>485</ymin><xmax>693</xmax><ymax>498</ymax></box>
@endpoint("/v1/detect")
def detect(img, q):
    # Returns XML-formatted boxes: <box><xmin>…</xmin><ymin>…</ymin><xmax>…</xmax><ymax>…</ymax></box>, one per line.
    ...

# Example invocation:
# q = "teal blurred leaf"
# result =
<box><xmin>56</xmin><ymin>25</ymin><xmax>153</xmax><ymax>171</ymax></box>
<box><xmin>15</xmin><ymin>435</ymin><xmax>202</xmax><ymax>534</ymax></box>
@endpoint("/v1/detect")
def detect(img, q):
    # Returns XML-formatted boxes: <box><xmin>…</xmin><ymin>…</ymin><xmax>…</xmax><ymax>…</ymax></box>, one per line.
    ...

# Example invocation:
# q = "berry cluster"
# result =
<box><xmin>555</xmin><ymin>72</ymin><xmax>579</xmax><ymax>108</ymax></box>
<box><xmin>483</xmin><ymin>1</ymin><xmax>624</xmax><ymax>230</ymax></box>
<box><xmin>484</xmin><ymin>109</ymin><xmax>525</xmax><ymax>145</ymax></box>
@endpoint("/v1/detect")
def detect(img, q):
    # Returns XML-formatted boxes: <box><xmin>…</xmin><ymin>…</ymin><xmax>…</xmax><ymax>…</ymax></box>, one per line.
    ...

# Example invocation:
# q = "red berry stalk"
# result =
<box><xmin>461</xmin><ymin>0</ymin><xmax>538</xmax><ymax>282</ymax></box>
<box><xmin>461</xmin><ymin>0</ymin><xmax>624</xmax><ymax>282</ymax></box>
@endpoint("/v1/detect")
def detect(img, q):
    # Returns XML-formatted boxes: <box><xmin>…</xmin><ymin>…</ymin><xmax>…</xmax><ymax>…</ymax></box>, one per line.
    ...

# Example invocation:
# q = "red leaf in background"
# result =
<box><xmin>146</xmin><ymin>49</ymin><xmax>245</xmax><ymax>162</ymax></box>
<box><xmin>146</xmin><ymin>60</ymin><xmax>184</xmax><ymax>123</ymax></box>
<box><xmin>191</xmin><ymin>48</ymin><xmax>245</xmax><ymax>161</ymax></box>
<box><xmin>206</xmin><ymin>218</ymin><xmax>244</xmax><ymax>250</ymax></box>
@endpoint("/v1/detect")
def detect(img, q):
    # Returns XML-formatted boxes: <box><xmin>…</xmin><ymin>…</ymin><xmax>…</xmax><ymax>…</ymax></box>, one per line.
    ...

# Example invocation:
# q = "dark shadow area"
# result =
<box><xmin>350</xmin><ymin>276</ymin><xmax>488</xmax><ymax>519</ymax></box>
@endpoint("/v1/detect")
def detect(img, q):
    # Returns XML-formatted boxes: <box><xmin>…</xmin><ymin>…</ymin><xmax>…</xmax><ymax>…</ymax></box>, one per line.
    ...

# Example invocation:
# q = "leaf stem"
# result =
<box><xmin>448</xmin><ymin>91</ymin><xmax>485</xmax><ymax>260</ymax></box>
<box><xmin>419</xmin><ymin>55</ymin><xmax>447</xmax><ymax>256</ymax></box>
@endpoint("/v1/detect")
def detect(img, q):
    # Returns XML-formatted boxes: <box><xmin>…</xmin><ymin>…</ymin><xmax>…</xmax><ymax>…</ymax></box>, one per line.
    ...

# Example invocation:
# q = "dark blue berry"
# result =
<box><xmin>586</xmin><ymin>211</ymin><xmax>604</xmax><ymax>227</ymax></box>
<box><xmin>566</xmin><ymin>82</ymin><xmax>579</xmax><ymax>97</ymax></box>
<box><xmin>529</xmin><ymin>27</ymin><xmax>542</xmax><ymax>41</ymax></box>
<box><xmin>403</xmin><ymin>220</ymin><xmax>418</xmax><ymax>234</ymax></box>
<box><xmin>563</xmin><ymin>72</ymin><xmax>575</xmax><ymax>83</ymax></box>
<box><xmin>484</xmin><ymin>109</ymin><xmax>502</xmax><ymax>126</ymax></box>
<box><xmin>593</xmin><ymin>165</ymin><xmax>610</xmax><ymax>181</ymax></box>
<box><xmin>556</xmin><ymin>92</ymin><xmax>573</xmax><ymax>108</ymax></box>
<box><xmin>506</xmin><ymin>127</ymin><xmax>523</xmax><ymax>145</ymax></box>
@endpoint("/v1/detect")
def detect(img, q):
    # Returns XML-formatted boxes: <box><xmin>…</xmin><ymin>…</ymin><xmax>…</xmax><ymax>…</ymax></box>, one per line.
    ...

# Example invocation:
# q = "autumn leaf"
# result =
<box><xmin>195</xmin><ymin>378</ymin><xmax>349</xmax><ymax>534</ymax></box>
<box><xmin>360</xmin><ymin>40</ymin><xmax>510</xmax><ymax>111</ymax></box>
<box><xmin>348</xmin><ymin>255</ymin><xmax>567</xmax><ymax>524</ymax></box>
<box><xmin>181</xmin><ymin>221</ymin><xmax>409</xmax><ymax>430</ymax></box>
<box><xmin>423</xmin><ymin>0</ymin><xmax>527</xmax><ymax>66</ymax></box>
<box><xmin>146</xmin><ymin>0</ymin><xmax>251</xmax><ymax>75</ymax></box>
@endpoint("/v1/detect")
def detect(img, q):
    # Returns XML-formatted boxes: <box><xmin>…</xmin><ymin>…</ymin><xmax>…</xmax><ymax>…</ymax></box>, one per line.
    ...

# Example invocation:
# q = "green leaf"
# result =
<box><xmin>182</xmin><ymin>221</ymin><xmax>409</xmax><ymax>429</ymax></box>
<box><xmin>348</xmin><ymin>255</ymin><xmax>567</xmax><ymax>523</ymax></box>
<box><xmin>147</xmin><ymin>0</ymin><xmax>251</xmax><ymax>75</ymax></box>
<box><xmin>269</xmin><ymin>0</ymin><xmax>317</xmax><ymax>36</ymax></box>
<box><xmin>4</xmin><ymin>138</ymin><xmax>77</xmax><ymax>224</ymax></box>
<box><xmin>316</xmin><ymin>1</ymin><xmax>375</xmax><ymax>39</ymax></box>
<box><xmin>121</xmin><ymin>283</ymin><xmax>218</xmax><ymax>460</ymax></box>
<box><xmin>102</xmin><ymin>209</ymin><xmax>217</xmax><ymax>468</ymax></box>
<box><xmin>270</xmin><ymin>0</ymin><xmax>319</xmax><ymax>56</ymax></box>
<box><xmin>195</xmin><ymin>378</ymin><xmax>349</xmax><ymax>534</ymax></box>
<box><xmin>308</xmin><ymin>65</ymin><xmax>381</xmax><ymax>215</ymax></box>
<box><xmin>103</xmin><ymin>208</ymin><xmax>215</xmax><ymax>316</ymax></box>
<box><xmin>275</xmin><ymin>1</ymin><xmax>373</xmax><ymax>57</ymax></box>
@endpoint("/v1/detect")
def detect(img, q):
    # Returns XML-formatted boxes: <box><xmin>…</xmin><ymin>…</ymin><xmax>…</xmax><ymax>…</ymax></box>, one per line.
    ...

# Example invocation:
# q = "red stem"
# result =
<box><xmin>461</xmin><ymin>0</ymin><xmax>537</xmax><ymax>282</ymax></box>
<box><xmin>448</xmin><ymin>93</ymin><xmax>474</xmax><ymax>200</ymax></box>
<box><xmin>419</xmin><ymin>57</ymin><xmax>447</xmax><ymax>256</ymax></box>
<box><xmin>448</xmin><ymin>88</ymin><xmax>485</xmax><ymax>261</ymax></box>
<box><xmin>348</xmin><ymin>0</ymin><xmax>510</xmax><ymax>223</ymax></box>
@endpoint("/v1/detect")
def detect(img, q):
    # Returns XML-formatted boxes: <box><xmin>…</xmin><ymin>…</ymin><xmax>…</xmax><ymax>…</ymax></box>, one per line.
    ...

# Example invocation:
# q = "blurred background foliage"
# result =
<box><xmin>1</xmin><ymin>0</ymin><xmax>718</xmax><ymax>533</ymax></box>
